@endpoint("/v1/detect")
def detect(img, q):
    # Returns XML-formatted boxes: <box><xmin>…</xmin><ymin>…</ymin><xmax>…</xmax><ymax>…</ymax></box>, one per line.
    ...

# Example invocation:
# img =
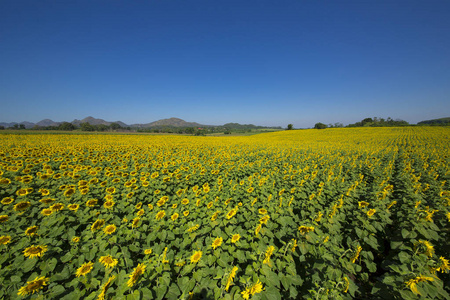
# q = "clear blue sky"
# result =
<box><xmin>1</xmin><ymin>1</ymin><xmax>449</xmax><ymax>128</ymax></box>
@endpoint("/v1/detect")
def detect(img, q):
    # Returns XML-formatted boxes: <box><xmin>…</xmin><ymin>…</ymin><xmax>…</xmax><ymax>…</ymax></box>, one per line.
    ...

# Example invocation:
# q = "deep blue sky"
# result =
<box><xmin>1</xmin><ymin>1</ymin><xmax>449</xmax><ymax>127</ymax></box>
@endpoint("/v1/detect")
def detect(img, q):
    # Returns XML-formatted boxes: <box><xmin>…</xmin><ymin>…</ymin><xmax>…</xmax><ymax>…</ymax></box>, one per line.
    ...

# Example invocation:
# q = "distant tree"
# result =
<box><xmin>110</xmin><ymin>123</ymin><xmax>121</xmax><ymax>130</ymax></box>
<box><xmin>19</xmin><ymin>124</ymin><xmax>26</xmax><ymax>129</ymax></box>
<box><xmin>59</xmin><ymin>122</ymin><xmax>75</xmax><ymax>131</ymax></box>
<box><xmin>0</xmin><ymin>125</ymin><xmax>4</xmax><ymax>130</ymax></box>
<box><xmin>314</xmin><ymin>122</ymin><xmax>327</xmax><ymax>129</ymax></box>
<box><xmin>95</xmin><ymin>124</ymin><xmax>109</xmax><ymax>132</ymax></box>
<box><xmin>287</xmin><ymin>124</ymin><xmax>294</xmax><ymax>130</ymax></box>
<box><xmin>80</xmin><ymin>122</ymin><xmax>95</xmax><ymax>131</ymax></box>
<box><xmin>185</xmin><ymin>127</ymin><xmax>195</xmax><ymax>134</ymax></box>
<box><xmin>334</xmin><ymin>122</ymin><xmax>343</xmax><ymax>128</ymax></box>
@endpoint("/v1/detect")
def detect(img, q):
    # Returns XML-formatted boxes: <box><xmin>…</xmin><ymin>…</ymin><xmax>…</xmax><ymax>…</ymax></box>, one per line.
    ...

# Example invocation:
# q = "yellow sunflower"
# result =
<box><xmin>190</xmin><ymin>250</ymin><xmax>202</xmax><ymax>263</ymax></box>
<box><xmin>68</xmin><ymin>204</ymin><xmax>79</xmax><ymax>211</ymax></box>
<box><xmin>25</xmin><ymin>226</ymin><xmax>38</xmax><ymax>236</ymax></box>
<box><xmin>155</xmin><ymin>211</ymin><xmax>165</xmax><ymax>221</ymax></box>
<box><xmin>171</xmin><ymin>213</ymin><xmax>179</xmax><ymax>221</ymax></box>
<box><xmin>0</xmin><ymin>215</ymin><xmax>8</xmax><ymax>223</ymax></box>
<box><xmin>50</xmin><ymin>203</ymin><xmax>64</xmax><ymax>212</ymax></box>
<box><xmin>1</xmin><ymin>197</ymin><xmax>14</xmax><ymax>205</ymax></box>
<box><xmin>103</xmin><ymin>224</ymin><xmax>117</xmax><ymax>235</ymax></box>
<box><xmin>231</xmin><ymin>234</ymin><xmax>241</xmax><ymax>243</ymax></box>
<box><xmin>91</xmin><ymin>219</ymin><xmax>105</xmax><ymax>232</ymax></box>
<box><xmin>211</xmin><ymin>237</ymin><xmax>223</xmax><ymax>250</ymax></box>
<box><xmin>23</xmin><ymin>245</ymin><xmax>48</xmax><ymax>259</ymax></box>
<box><xmin>86</xmin><ymin>199</ymin><xmax>98</xmax><ymax>207</ymax></box>
<box><xmin>76</xmin><ymin>261</ymin><xmax>94</xmax><ymax>277</ymax></box>
<box><xmin>14</xmin><ymin>201</ymin><xmax>31</xmax><ymax>212</ymax></box>
<box><xmin>17</xmin><ymin>276</ymin><xmax>49</xmax><ymax>296</ymax></box>
<box><xmin>99</xmin><ymin>255</ymin><xmax>118</xmax><ymax>268</ymax></box>
<box><xmin>39</xmin><ymin>198</ymin><xmax>54</xmax><ymax>204</ymax></box>
<box><xmin>127</xmin><ymin>263</ymin><xmax>146</xmax><ymax>287</ymax></box>
<box><xmin>0</xmin><ymin>235</ymin><xmax>11</xmax><ymax>245</ymax></box>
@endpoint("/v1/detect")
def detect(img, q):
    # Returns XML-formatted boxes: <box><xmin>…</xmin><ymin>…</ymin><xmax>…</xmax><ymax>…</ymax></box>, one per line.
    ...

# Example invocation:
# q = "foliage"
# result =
<box><xmin>314</xmin><ymin>122</ymin><xmax>327</xmax><ymax>129</ymax></box>
<box><xmin>0</xmin><ymin>127</ymin><xmax>449</xmax><ymax>299</ymax></box>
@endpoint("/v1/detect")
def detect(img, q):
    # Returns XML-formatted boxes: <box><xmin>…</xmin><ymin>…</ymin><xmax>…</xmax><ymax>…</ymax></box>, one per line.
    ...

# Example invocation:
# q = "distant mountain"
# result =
<box><xmin>418</xmin><ymin>117</ymin><xmax>450</xmax><ymax>125</ymax></box>
<box><xmin>131</xmin><ymin>117</ymin><xmax>204</xmax><ymax>128</ymax></box>
<box><xmin>36</xmin><ymin>119</ymin><xmax>61</xmax><ymax>127</ymax></box>
<box><xmin>0</xmin><ymin>116</ymin><xmax>280</xmax><ymax>129</ymax></box>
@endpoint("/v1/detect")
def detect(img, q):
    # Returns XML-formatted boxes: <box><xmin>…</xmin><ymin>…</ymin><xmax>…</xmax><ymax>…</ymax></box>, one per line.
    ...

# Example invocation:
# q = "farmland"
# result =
<box><xmin>0</xmin><ymin>127</ymin><xmax>449</xmax><ymax>299</ymax></box>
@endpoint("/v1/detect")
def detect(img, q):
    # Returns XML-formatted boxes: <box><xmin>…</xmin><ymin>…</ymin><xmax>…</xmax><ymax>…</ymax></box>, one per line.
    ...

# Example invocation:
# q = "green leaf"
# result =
<box><xmin>166</xmin><ymin>283</ymin><xmax>181</xmax><ymax>300</ymax></box>
<box><xmin>261</xmin><ymin>286</ymin><xmax>282</xmax><ymax>300</ymax></box>
<box><xmin>155</xmin><ymin>285</ymin><xmax>168</xmax><ymax>300</ymax></box>
<box><xmin>22</xmin><ymin>258</ymin><xmax>37</xmax><ymax>273</ymax></box>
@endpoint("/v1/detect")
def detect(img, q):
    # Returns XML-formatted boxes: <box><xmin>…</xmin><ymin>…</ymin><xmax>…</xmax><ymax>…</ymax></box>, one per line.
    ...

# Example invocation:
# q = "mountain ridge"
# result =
<box><xmin>0</xmin><ymin>116</ymin><xmax>274</xmax><ymax>129</ymax></box>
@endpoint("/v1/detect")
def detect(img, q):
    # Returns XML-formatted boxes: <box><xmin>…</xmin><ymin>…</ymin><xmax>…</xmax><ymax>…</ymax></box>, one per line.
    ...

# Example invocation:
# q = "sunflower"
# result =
<box><xmin>103</xmin><ymin>224</ymin><xmax>117</xmax><ymax>235</ymax></box>
<box><xmin>172</xmin><ymin>203</ymin><xmax>178</xmax><ymax>209</ymax></box>
<box><xmin>72</xmin><ymin>236</ymin><xmax>80</xmax><ymax>243</ymax></box>
<box><xmin>76</xmin><ymin>261</ymin><xmax>94</xmax><ymax>277</ymax></box>
<box><xmin>263</xmin><ymin>246</ymin><xmax>275</xmax><ymax>264</ymax></box>
<box><xmin>405</xmin><ymin>275</ymin><xmax>434</xmax><ymax>295</ymax></box>
<box><xmin>136</xmin><ymin>209</ymin><xmax>144</xmax><ymax>217</ymax></box>
<box><xmin>91</xmin><ymin>219</ymin><xmax>105</xmax><ymax>232</ymax></box>
<box><xmin>0</xmin><ymin>178</ymin><xmax>11</xmax><ymax>184</ymax></box>
<box><xmin>39</xmin><ymin>198</ymin><xmax>55</xmax><ymax>204</ymax></box>
<box><xmin>41</xmin><ymin>209</ymin><xmax>53</xmax><ymax>216</ymax></box>
<box><xmin>151</xmin><ymin>172</ymin><xmax>159</xmax><ymax>179</ymax></box>
<box><xmin>367</xmin><ymin>209</ymin><xmax>376</xmax><ymax>218</ymax></box>
<box><xmin>86</xmin><ymin>199</ymin><xmax>98</xmax><ymax>207</ymax></box>
<box><xmin>0</xmin><ymin>215</ymin><xmax>8</xmax><ymax>223</ymax></box>
<box><xmin>231</xmin><ymin>234</ymin><xmax>241</xmax><ymax>244</ymax></box>
<box><xmin>211</xmin><ymin>237</ymin><xmax>223</xmax><ymax>250</ymax></box>
<box><xmin>226</xmin><ymin>207</ymin><xmax>238</xmax><ymax>219</ymax></box>
<box><xmin>190</xmin><ymin>250</ymin><xmax>202</xmax><ymax>263</ymax></box>
<box><xmin>211</xmin><ymin>211</ymin><xmax>220</xmax><ymax>221</ymax></box>
<box><xmin>1</xmin><ymin>197</ymin><xmax>14</xmax><ymax>205</ymax></box>
<box><xmin>187</xmin><ymin>224</ymin><xmax>200</xmax><ymax>232</ymax></box>
<box><xmin>135</xmin><ymin>202</ymin><xmax>143</xmax><ymax>209</ymax></box>
<box><xmin>259</xmin><ymin>215</ymin><xmax>270</xmax><ymax>224</ymax></box>
<box><xmin>0</xmin><ymin>235</ymin><xmax>11</xmax><ymax>245</ymax></box>
<box><xmin>128</xmin><ymin>218</ymin><xmax>139</xmax><ymax>229</ymax></box>
<box><xmin>23</xmin><ymin>245</ymin><xmax>48</xmax><ymax>259</ymax></box>
<box><xmin>247</xmin><ymin>187</ymin><xmax>254</xmax><ymax>193</ymax></box>
<box><xmin>258</xmin><ymin>208</ymin><xmax>267</xmax><ymax>215</ymax></box>
<box><xmin>358</xmin><ymin>201</ymin><xmax>369</xmax><ymax>208</ymax></box>
<box><xmin>144</xmin><ymin>248</ymin><xmax>152</xmax><ymax>255</ymax></box>
<box><xmin>241</xmin><ymin>279</ymin><xmax>264</xmax><ymax>299</ymax></box>
<box><xmin>64</xmin><ymin>188</ymin><xmax>76</xmax><ymax>197</ymax></box>
<box><xmin>437</xmin><ymin>256</ymin><xmax>450</xmax><ymax>273</ymax></box>
<box><xmin>68</xmin><ymin>204</ymin><xmax>79</xmax><ymax>211</ymax></box>
<box><xmin>350</xmin><ymin>246</ymin><xmax>362</xmax><ymax>263</ymax></box>
<box><xmin>104</xmin><ymin>194</ymin><xmax>113</xmax><ymax>201</ymax></box>
<box><xmin>105</xmin><ymin>187</ymin><xmax>116</xmax><ymax>194</ymax></box>
<box><xmin>14</xmin><ymin>201</ymin><xmax>31</xmax><ymax>212</ymax></box>
<box><xmin>50</xmin><ymin>203</ymin><xmax>64</xmax><ymax>212</ymax></box>
<box><xmin>99</xmin><ymin>255</ymin><xmax>118</xmax><ymax>268</ymax></box>
<box><xmin>414</xmin><ymin>240</ymin><xmax>435</xmax><ymax>258</ymax></box>
<box><xmin>183</xmin><ymin>211</ymin><xmax>189</xmax><ymax>217</ymax></box>
<box><xmin>155</xmin><ymin>211</ymin><xmax>165</xmax><ymax>221</ymax></box>
<box><xmin>17</xmin><ymin>276</ymin><xmax>49</xmax><ymax>296</ymax></box>
<box><xmin>225</xmin><ymin>266</ymin><xmax>238</xmax><ymax>292</ymax></box>
<box><xmin>181</xmin><ymin>198</ymin><xmax>189</xmax><ymax>205</ymax></box>
<box><xmin>16</xmin><ymin>188</ymin><xmax>29</xmax><ymax>197</ymax></box>
<box><xmin>298</xmin><ymin>226</ymin><xmax>314</xmax><ymax>235</ymax></box>
<box><xmin>25</xmin><ymin>226</ymin><xmax>38</xmax><ymax>236</ymax></box>
<box><xmin>171</xmin><ymin>213</ymin><xmax>179</xmax><ymax>221</ymax></box>
<box><xmin>255</xmin><ymin>224</ymin><xmax>262</xmax><ymax>236</ymax></box>
<box><xmin>127</xmin><ymin>263</ymin><xmax>146</xmax><ymax>287</ymax></box>
<box><xmin>97</xmin><ymin>275</ymin><xmax>116</xmax><ymax>300</ymax></box>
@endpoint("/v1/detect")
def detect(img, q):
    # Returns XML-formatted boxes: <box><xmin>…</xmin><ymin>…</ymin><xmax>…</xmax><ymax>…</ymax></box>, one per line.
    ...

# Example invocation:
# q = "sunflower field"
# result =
<box><xmin>0</xmin><ymin>127</ymin><xmax>449</xmax><ymax>300</ymax></box>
